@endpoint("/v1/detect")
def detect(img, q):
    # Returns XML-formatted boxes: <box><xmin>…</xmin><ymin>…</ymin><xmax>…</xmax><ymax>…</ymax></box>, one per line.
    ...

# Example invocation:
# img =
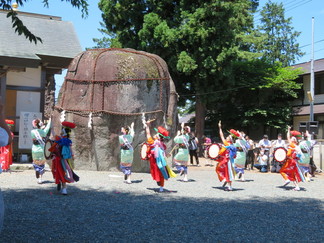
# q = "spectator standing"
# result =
<box><xmin>244</xmin><ymin>135</ymin><xmax>255</xmax><ymax>170</ymax></box>
<box><xmin>189</xmin><ymin>132</ymin><xmax>200</xmax><ymax>166</ymax></box>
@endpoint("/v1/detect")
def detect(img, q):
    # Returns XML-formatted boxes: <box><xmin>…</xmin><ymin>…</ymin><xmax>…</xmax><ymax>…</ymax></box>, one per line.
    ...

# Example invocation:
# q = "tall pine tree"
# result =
<box><xmin>96</xmin><ymin>0</ymin><xmax>259</xmax><ymax>141</ymax></box>
<box><xmin>256</xmin><ymin>1</ymin><xmax>304</xmax><ymax>66</ymax></box>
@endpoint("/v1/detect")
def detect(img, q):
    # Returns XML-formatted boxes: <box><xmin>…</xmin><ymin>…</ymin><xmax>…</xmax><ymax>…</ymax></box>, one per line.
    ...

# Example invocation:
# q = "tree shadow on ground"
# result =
<box><xmin>0</xmin><ymin>187</ymin><xmax>323</xmax><ymax>242</ymax></box>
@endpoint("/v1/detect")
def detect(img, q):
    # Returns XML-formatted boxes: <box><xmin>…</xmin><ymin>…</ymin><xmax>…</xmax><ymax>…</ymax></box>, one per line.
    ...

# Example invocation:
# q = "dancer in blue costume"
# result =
<box><xmin>215</xmin><ymin>121</ymin><xmax>237</xmax><ymax>191</ymax></box>
<box><xmin>51</xmin><ymin>121</ymin><xmax>79</xmax><ymax>195</ymax></box>
<box><xmin>173</xmin><ymin>123</ymin><xmax>190</xmax><ymax>182</ymax></box>
<box><xmin>31</xmin><ymin>118</ymin><xmax>51</xmax><ymax>184</ymax></box>
<box><xmin>145</xmin><ymin>120</ymin><xmax>175</xmax><ymax>192</ymax></box>
<box><xmin>119</xmin><ymin>122</ymin><xmax>134</xmax><ymax>184</ymax></box>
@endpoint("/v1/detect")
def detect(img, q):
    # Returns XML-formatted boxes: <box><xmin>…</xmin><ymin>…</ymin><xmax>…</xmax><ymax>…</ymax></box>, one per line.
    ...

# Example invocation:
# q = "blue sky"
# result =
<box><xmin>18</xmin><ymin>0</ymin><xmax>324</xmax><ymax>91</ymax></box>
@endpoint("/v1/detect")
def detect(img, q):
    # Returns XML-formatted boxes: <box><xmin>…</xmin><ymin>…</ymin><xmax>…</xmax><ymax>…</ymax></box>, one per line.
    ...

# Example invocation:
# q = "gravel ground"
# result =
<box><xmin>0</xmin><ymin>162</ymin><xmax>323</xmax><ymax>243</ymax></box>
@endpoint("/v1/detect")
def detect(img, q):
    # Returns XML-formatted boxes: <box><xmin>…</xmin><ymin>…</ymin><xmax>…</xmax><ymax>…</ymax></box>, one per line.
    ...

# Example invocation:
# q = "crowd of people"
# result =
<box><xmin>0</xmin><ymin>104</ymin><xmax>318</xmax><ymax>193</ymax></box>
<box><xmin>117</xmin><ymin>118</ymin><xmax>317</xmax><ymax>192</ymax></box>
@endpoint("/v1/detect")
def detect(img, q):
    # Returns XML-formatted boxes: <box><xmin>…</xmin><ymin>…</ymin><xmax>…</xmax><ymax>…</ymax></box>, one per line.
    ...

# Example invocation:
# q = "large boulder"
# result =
<box><xmin>52</xmin><ymin>48</ymin><xmax>178</xmax><ymax>171</ymax></box>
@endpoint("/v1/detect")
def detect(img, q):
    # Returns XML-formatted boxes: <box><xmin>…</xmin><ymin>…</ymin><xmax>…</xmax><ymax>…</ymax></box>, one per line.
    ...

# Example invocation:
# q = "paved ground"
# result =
<box><xmin>0</xmin><ymin>161</ymin><xmax>323</xmax><ymax>243</ymax></box>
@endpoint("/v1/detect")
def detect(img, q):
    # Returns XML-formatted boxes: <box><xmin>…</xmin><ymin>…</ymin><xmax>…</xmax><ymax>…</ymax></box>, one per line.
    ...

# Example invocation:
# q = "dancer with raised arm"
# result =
<box><xmin>279</xmin><ymin>126</ymin><xmax>305</xmax><ymax>191</ymax></box>
<box><xmin>119</xmin><ymin>122</ymin><xmax>134</xmax><ymax>184</ymax></box>
<box><xmin>144</xmin><ymin>120</ymin><xmax>175</xmax><ymax>192</ymax></box>
<box><xmin>215</xmin><ymin>121</ymin><xmax>237</xmax><ymax>191</ymax></box>
<box><xmin>51</xmin><ymin>121</ymin><xmax>79</xmax><ymax>195</ymax></box>
<box><xmin>31</xmin><ymin>118</ymin><xmax>51</xmax><ymax>184</ymax></box>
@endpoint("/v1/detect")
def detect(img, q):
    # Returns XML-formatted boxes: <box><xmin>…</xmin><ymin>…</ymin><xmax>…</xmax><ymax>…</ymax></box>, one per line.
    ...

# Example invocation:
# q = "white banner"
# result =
<box><xmin>18</xmin><ymin>112</ymin><xmax>42</xmax><ymax>149</ymax></box>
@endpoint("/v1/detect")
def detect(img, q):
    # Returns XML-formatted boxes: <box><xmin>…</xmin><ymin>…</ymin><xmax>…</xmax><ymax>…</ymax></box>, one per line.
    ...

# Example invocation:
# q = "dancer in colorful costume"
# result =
<box><xmin>31</xmin><ymin>118</ymin><xmax>51</xmax><ymax>184</ymax></box>
<box><xmin>299</xmin><ymin>130</ymin><xmax>316</xmax><ymax>182</ymax></box>
<box><xmin>173</xmin><ymin>123</ymin><xmax>190</xmax><ymax>182</ymax></box>
<box><xmin>144</xmin><ymin>120</ymin><xmax>175</xmax><ymax>192</ymax></box>
<box><xmin>233</xmin><ymin>131</ymin><xmax>249</xmax><ymax>181</ymax></box>
<box><xmin>215</xmin><ymin>121</ymin><xmax>237</xmax><ymax>191</ymax></box>
<box><xmin>50</xmin><ymin>121</ymin><xmax>79</xmax><ymax>195</ymax></box>
<box><xmin>119</xmin><ymin>122</ymin><xmax>134</xmax><ymax>184</ymax></box>
<box><xmin>279</xmin><ymin>126</ymin><xmax>305</xmax><ymax>191</ymax></box>
<box><xmin>0</xmin><ymin>120</ymin><xmax>14</xmax><ymax>172</ymax></box>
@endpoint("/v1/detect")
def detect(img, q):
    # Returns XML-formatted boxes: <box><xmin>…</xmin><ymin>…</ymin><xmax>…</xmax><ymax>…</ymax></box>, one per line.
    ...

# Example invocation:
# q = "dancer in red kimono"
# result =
<box><xmin>50</xmin><ymin>121</ymin><xmax>79</xmax><ymax>195</ymax></box>
<box><xmin>144</xmin><ymin>120</ymin><xmax>175</xmax><ymax>192</ymax></box>
<box><xmin>0</xmin><ymin>120</ymin><xmax>14</xmax><ymax>172</ymax></box>
<box><xmin>279</xmin><ymin>126</ymin><xmax>305</xmax><ymax>191</ymax></box>
<box><xmin>215</xmin><ymin>121</ymin><xmax>237</xmax><ymax>191</ymax></box>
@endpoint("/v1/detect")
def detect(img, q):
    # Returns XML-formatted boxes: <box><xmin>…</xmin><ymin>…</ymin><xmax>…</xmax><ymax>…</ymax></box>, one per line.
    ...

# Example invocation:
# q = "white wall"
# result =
<box><xmin>16</xmin><ymin>91</ymin><xmax>40</xmax><ymax>116</ymax></box>
<box><xmin>6</xmin><ymin>67</ymin><xmax>41</xmax><ymax>87</ymax></box>
<box><xmin>302</xmin><ymin>75</ymin><xmax>324</xmax><ymax>104</ymax></box>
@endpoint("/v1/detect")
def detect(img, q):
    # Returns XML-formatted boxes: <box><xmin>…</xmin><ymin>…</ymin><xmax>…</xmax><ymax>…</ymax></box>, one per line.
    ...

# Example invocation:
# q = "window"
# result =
<box><xmin>315</xmin><ymin>73</ymin><xmax>324</xmax><ymax>95</ymax></box>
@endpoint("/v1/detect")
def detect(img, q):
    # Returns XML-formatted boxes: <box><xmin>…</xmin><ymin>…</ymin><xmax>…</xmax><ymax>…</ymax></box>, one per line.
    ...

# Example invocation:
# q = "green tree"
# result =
<box><xmin>256</xmin><ymin>0</ymin><xmax>304</xmax><ymax>66</ymax></box>
<box><xmin>210</xmin><ymin>61</ymin><xmax>303</xmax><ymax>132</ymax></box>
<box><xmin>97</xmin><ymin>0</ymin><xmax>259</xmax><ymax>142</ymax></box>
<box><xmin>1</xmin><ymin>0</ymin><xmax>89</xmax><ymax>43</ymax></box>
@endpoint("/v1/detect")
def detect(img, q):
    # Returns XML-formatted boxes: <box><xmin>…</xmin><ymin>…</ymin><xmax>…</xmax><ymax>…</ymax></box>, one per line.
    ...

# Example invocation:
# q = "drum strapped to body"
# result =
<box><xmin>44</xmin><ymin>139</ymin><xmax>53</xmax><ymax>160</ymax></box>
<box><xmin>273</xmin><ymin>147</ymin><xmax>287</xmax><ymax>163</ymax></box>
<box><xmin>207</xmin><ymin>143</ymin><xmax>220</xmax><ymax>160</ymax></box>
<box><xmin>140</xmin><ymin>143</ymin><xmax>150</xmax><ymax>160</ymax></box>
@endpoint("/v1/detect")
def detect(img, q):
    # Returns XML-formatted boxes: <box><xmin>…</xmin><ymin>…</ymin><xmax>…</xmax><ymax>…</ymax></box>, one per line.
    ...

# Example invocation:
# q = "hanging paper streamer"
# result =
<box><xmin>130</xmin><ymin>122</ymin><xmax>135</xmax><ymax>137</ymax></box>
<box><xmin>60</xmin><ymin>110</ymin><xmax>66</xmax><ymax>122</ymax></box>
<box><xmin>163</xmin><ymin>114</ymin><xmax>168</xmax><ymax>129</ymax></box>
<box><xmin>88</xmin><ymin>112</ymin><xmax>93</xmax><ymax>129</ymax></box>
<box><xmin>142</xmin><ymin>112</ymin><xmax>147</xmax><ymax>128</ymax></box>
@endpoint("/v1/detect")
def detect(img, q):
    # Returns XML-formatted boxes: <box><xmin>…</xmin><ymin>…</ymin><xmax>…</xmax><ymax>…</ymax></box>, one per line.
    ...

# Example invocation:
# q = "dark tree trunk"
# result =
<box><xmin>195</xmin><ymin>96</ymin><xmax>206</xmax><ymax>157</ymax></box>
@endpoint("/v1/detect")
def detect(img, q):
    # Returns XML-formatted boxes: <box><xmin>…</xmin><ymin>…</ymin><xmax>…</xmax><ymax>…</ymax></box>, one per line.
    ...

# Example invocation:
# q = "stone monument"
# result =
<box><xmin>52</xmin><ymin>48</ymin><xmax>178</xmax><ymax>171</ymax></box>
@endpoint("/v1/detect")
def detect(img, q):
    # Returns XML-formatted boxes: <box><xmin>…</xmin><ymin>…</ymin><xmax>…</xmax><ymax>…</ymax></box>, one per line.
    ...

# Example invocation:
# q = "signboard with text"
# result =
<box><xmin>18</xmin><ymin>112</ymin><xmax>42</xmax><ymax>149</ymax></box>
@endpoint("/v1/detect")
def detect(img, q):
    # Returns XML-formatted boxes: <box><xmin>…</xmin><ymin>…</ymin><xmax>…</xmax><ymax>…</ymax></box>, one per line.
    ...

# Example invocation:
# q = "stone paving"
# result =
<box><xmin>0</xmin><ymin>161</ymin><xmax>323</xmax><ymax>242</ymax></box>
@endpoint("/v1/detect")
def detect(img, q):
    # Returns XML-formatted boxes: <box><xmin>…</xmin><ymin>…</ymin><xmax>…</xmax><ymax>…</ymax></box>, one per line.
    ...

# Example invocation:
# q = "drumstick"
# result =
<box><xmin>168</xmin><ymin>144</ymin><xmax>179</xmax><ymax>154</ymax></box>
<box><xmin>146</xmin><ymin>118</ymin><xmax>156</xmax><ymax>124</ymax></box>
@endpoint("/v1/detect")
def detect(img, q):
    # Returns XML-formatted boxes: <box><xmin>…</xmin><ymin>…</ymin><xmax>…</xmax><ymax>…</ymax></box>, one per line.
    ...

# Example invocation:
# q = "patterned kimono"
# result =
<box><xmin>119</xmin><ymin>133</ymin><xmax>134</xmax><ymax>175</ymax></box>
<box><xmin>147</xmin><ymin>136</ymin><xmax>175</xmax><ymax>187</ymax></box>
<box><xmin>31</xmin><ymin>121</ymin><xmax>51</xmax><ymax>174</ymax></box>
<box><xmin>279</xmin><ymin>143</ymin><xmax>305</xmax><ymax>182</ymax></box>
<box><xmin>299</xmin><ymin>139</ymin><xmax>314</xmax><ymax>174</ymax></box>
<box><xmin>233</xmin><ymin>138</ymin><xmax>248</xmax><ymax>175</ymax></box>
<box><xmin>173</xmin><ymin>134</ymin><xmax>190</xmax><ymax>172</ymax></box>
<box><xmin>51</xmin><ymin>136</ymin><xmax>79</xmax><ymax>185</ymax></box>
<box><xmin>215</xmin><ymin>141</ymin><xmax>237</xmax><ymax>183</ymax></box>
<box><xmin>0</xmin><ymin>132</ymin><xmax>14</xmax><ymax>171</ymax></box>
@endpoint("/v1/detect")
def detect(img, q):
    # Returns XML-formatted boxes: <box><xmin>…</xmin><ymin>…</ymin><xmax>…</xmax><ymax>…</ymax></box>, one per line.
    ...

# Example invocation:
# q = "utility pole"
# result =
<box><xmin>310</xmin><ymin>17</ymin><xmax>315</xmax><ymax>122</ymax></box>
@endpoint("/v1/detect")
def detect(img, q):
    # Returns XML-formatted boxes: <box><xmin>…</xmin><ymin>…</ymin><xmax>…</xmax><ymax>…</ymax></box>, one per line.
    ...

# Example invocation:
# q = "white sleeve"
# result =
<box><xmin>0</xmin><ymin>127</ymin><xmax>9</xmax><ymax>147</ymax></box>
